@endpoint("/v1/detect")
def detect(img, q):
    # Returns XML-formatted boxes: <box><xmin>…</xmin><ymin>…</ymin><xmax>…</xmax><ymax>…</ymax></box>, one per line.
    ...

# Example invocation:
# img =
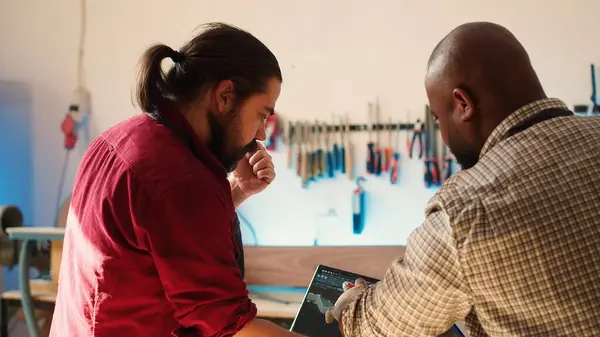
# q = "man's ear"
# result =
<box><xmin>452</xmin><ymin>87</ymin><xmax>475</xmax><ymax>122</ymax></box>
<box><xmin>214</xmin><ymin>80</ymin><xmax>235</xmax><ymax>114</ymax></box>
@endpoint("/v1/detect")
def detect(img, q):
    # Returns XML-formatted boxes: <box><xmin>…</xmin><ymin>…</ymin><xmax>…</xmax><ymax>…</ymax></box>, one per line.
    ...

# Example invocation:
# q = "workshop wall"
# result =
<box><xmin>1</xmin><ymin>0</ymin><xmax>599</xmax><ymax>246</ymax></box>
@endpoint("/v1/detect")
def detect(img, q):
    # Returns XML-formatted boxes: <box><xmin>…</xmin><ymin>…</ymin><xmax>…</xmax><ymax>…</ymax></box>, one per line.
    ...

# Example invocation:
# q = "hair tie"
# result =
<box><xmin>170</xmin><ymin>50</ymin><xmax>185</xmax><ymax>63</ymax></box>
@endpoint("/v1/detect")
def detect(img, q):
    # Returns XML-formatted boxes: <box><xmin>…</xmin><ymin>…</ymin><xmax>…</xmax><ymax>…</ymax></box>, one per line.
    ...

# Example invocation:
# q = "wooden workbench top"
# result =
<box><xmin>1</xmin><ymin>288</ymin><xmax>303</xmax><ymax>320</ymax></box>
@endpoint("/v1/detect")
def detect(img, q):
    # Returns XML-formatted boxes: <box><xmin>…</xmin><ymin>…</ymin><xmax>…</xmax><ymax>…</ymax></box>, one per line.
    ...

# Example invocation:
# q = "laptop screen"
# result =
<box><xmin>290</xmin><ymin>265</ymin><xmax>466</xmax><ymax>337</ymax></box>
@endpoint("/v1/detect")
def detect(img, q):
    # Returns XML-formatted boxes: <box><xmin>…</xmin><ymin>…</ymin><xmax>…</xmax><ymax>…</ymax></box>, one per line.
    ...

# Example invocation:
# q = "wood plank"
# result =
<box><xmin>243</xmin><ymin>245</ymin><xmax>405</xmax><ymax>287</ymax></box>
<box><xmin>50</xmin><ymin>240</ymin><xmax>63</xmax><ymax>289</ymax></box>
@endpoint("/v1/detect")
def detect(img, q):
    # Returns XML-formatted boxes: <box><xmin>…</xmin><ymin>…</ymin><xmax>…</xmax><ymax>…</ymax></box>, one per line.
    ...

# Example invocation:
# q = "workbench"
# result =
<box><xmin>1</xmin><ymin>227</ymin><xmax>305</xmax><ymax>337</ymax></box>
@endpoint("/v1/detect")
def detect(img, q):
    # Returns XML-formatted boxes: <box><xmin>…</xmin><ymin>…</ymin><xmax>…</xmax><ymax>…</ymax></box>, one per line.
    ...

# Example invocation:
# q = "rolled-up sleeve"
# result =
<box><xmin>143</xmin><ymin>179</ymin><xmax>256</xmax><ymax>337</ymax></box>
<box><xmin>340</xmin><ymin>198</ymin><xmax>473</xmax><ymax>337</ymax></box>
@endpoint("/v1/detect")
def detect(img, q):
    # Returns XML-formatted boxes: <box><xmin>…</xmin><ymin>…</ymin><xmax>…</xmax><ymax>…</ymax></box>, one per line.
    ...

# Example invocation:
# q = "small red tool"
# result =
<box><xmin>265</xmin><ymin>114</ymin><xmax>280</xmax><ymax>151</ymax></box>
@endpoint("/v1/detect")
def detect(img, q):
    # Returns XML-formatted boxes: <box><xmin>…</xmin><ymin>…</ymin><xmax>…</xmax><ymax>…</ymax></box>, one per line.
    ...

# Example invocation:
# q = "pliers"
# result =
<box><xmin>407</xmin><ymin>119</ymin><xmax>424</xmax><ymax>159</ymax></box>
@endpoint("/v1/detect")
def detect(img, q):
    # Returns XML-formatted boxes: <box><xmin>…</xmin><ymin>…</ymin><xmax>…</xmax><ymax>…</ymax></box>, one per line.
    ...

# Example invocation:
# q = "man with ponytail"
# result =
<box><xmin>51</xmin><ymin>23</ymin><xmax>303</xmax><ymax>337</ymax></box>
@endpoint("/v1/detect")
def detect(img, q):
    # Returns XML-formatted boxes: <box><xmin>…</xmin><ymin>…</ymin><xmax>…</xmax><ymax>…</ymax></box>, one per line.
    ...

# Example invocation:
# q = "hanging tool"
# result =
<box><xmin>405</xmin><ymin>111</ymin><xmax>411</xmax><ymax>156</ymax></box>
<box><xmin>591</xmin><ymin>64</ymin><xmax>599</xmax><ymax>115</ymax></box>
<box><xmin>431</xmin><ymin>116</ymin><xmax>441</xmax><ymax>187</ymax></box>
<box><xmin>390</xmin><ymin>120</ymin><xmax>401</xmax><ymax>184</ymax></box>
<box><xmin>310</xmin><ymin>122</ymin><xmax>319</xmax><ymax>180</ymax></box>
<box><xmin>345</xmin><ymin>114</ymin><xmax>354</xmax><ymax>181</ymax></box>
<box><xmin>352</xmin><ymin>177</ymin><xmax>367</xmax><ymax>234</ymax></box>
<box><xmin>264</xmin><ymin>114</ymin><xmax>280</xmax><ymax>151</ymax></box>
<box><xmin>442</xmin><ymin>145</ymin><xmax>454</xmax><ymax>182</ymax></box>
<box><xmin>315</xmin><ymin>121</ymin><xmax>325</xmax><ymax>178</ymax></box>
<box><xmin>300</xmin><ymin>122</ymin><xmax>310</xmax><ymax>188</ymax></box>
<box><xmin>408</xmin><ymin>119</ymin><xmax>424</xmax><ymax>159</ymax></box>
<box><xmin>374</xmin><ymin>99</ymin><xmax>383</xmax><ymax>175</ymax></box>
<box><xmin>307</xmin><ymin>122</ymin><xmax>316</xmax><ymax>182</ymax></box>
<box><xmin>325</xmin><ymin>122</ymin><xmax>335</xmax><ymax>178</ymax></box>
<box><xmin>330</xmin><ymin>114</ymin><xmax>339</xmax><ymax>172</ymax></box>
<box><xmin>286</xmin><ymin>120</ymin><xmax>294</xmax><ymax>169</ymax></box>
<box><xmin>295</xmin><ymin>122</ymin><xmax>303</xmax><ymax>177</ymax></box>
<box><xmin>366</xmin><ymin>103</ymin><xmax>375</xmax><ymax>175</ymax></box>
<box><xmin>423</xmin><ymin>106</ymin><xmax>433</xmax><ymax>187</ymax></box>
<box><xmin>338</xmin><ymin>115</ymin><xmax>346</xmax><ymax>174</ymax></box>
<box><xmin>383</xmin><ymin>116</ymin><xmax>393</xmax><ymax>172</ymax></box>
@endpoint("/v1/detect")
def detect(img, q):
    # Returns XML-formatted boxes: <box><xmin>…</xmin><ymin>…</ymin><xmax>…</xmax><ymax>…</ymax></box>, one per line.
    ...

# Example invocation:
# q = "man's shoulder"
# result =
<box><xmin>98</xmin><ymin>114</ymin><xmax>216</xmax><ymax>198</ymax></box>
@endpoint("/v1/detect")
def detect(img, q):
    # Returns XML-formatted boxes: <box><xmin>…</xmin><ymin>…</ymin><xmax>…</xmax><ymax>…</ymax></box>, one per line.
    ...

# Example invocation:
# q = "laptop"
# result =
<box><xmin>290</xmin><ymin>264</ymin><xmax>467</xmax><ymax>337</ymax></box>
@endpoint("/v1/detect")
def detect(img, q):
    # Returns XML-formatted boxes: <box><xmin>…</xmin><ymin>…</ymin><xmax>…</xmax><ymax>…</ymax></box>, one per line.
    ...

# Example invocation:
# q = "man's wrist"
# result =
<box><xmin>229</xmin><ymin>177</ymin><xmax>250</xmax><ymax>208</ymax></box>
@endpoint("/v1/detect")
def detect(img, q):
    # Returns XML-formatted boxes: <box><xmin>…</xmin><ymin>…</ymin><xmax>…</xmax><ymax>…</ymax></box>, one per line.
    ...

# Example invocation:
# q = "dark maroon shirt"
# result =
<box><xmin>50</xmin><ymin>110</ymin><xmax>256</xmax><ymax>337</ymax></box>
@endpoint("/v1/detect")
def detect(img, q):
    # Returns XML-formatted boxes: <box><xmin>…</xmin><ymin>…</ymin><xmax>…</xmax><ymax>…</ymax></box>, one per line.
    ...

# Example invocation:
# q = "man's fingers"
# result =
<box><xmin>325</xmin><ymin>310</ymin><xmax>335</xmax><ymax>324</ymax></box>
<box><xmin>256</xmin><ymin>167</ymin><xmax>275</xmax><ymax>181</ymax></box>
<box><xmin>355</xmin><ymin>278</ymin><xmax>368</xmax><ymax>288</ymax></box>
<box><xmin>248</xmin><ymin>149</ymin><xmax>272</xmax><ymax>166</ymax></box>
<box><xmin>252</xmin><ymin>157</ymin><xmax>273</xmax><ymax>175</ymax></box>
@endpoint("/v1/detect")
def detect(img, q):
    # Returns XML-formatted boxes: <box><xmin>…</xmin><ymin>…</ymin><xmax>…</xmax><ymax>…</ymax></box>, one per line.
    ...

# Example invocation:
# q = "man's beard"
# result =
<box><xmin>447</xmin><ymin>133</ymin><xmax>479</xmax><ymax>170</ymax></box>
<box><xmin>453</xmin><ymin>151</ymin><xmax>479</xmax><ymax>170</ymax></box>
<box><xmin>208</xmin><ymin>112</ymin><xmax>257</xmax><ymax>173</ymax></box>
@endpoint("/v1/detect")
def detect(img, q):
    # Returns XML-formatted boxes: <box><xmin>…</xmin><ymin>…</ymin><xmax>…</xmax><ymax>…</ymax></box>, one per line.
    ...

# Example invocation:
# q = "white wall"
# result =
<box><xmin>1</xmin><ymin>0</ymin><xmax>599</xmax><ymax>244</ymax></box>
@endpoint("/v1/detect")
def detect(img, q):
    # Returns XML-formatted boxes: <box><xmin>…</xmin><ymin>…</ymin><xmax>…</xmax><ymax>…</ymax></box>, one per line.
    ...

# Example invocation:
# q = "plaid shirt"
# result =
<box><xmin>341</xmin><ymin>98</ymin><xmax>600</xmax><ymax>337</ymax></box>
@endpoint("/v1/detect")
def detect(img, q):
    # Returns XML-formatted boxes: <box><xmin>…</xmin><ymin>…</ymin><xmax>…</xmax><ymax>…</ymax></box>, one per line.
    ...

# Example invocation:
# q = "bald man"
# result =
<box><xmin>325</xmin><ymin>22</ymin><xmax>600</xmax><ymax>337</ymax></box>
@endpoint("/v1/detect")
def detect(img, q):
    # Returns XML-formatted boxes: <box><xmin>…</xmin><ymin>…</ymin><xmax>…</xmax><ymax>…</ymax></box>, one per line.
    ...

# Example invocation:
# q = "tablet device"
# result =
<box><xmin>290</xmin><ymin>264</ymin><xmax>466</xmax><ymax>337</ymax></box>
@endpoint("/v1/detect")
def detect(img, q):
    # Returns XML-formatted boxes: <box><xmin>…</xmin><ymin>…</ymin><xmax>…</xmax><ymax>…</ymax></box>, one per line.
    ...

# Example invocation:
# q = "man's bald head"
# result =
<box><xmin>424</xmin><ymin>21</ymin><xmax>546</xmax><ymax>169</ymax></box>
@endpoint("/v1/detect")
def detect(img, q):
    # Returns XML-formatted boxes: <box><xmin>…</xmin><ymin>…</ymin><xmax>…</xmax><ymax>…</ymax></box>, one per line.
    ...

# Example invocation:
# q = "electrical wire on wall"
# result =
<box><xmin>55</xmin><ymin>0</ymin><xmax>90</xmax><ymax>226</ymax></box>
<box><xmin>236</xmin><ymin>211</ymin><xmax>259</xmax><ymax>245</ymax></box>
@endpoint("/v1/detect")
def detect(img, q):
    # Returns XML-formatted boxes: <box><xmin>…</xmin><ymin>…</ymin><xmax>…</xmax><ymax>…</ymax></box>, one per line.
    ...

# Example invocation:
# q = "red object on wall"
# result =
<box><xmin>265</xmin><ymin>114</ymin><xmax>280</xmax><ymax>151</ymax></box>
<box><xmin>61</xmin><ymin>114</ymin><xmax>78</xmax><ymax>150</ymax></box>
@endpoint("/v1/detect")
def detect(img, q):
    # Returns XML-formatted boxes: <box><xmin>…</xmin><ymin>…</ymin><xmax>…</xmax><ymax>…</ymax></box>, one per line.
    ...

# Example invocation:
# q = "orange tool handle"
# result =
<box><xmin>384</xmin><ymin>147</ymin><xmax>392</xmax><ymax>172</ymax></box>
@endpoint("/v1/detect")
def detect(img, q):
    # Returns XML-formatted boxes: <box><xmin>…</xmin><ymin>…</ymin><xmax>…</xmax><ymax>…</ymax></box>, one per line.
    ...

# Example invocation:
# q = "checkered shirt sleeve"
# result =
<box><xmin>340</xmin><ymin>199</ymin><xmax>472</xmax><ymax>337</ymax></box>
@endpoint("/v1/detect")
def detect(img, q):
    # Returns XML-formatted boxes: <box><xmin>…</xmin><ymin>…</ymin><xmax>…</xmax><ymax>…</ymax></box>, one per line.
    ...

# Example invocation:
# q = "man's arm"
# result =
<box><xmin>339</xmin><ymin>200</ymin><xmax>474</xmax><ymax>337</ymax></box>
<box><xmin>141</xmin><ymin>179</ymin><xmax>299</xmax><ymax>336</ymax></box>
<box><xmin>229</xmin><ymin>177</ymin><xmax>249</xmax><ymax>208</ymax></box>
<box><xmin>236</xmin><ymin>319</ymin><xmax>304</xmax><ymax>337</ymax></box>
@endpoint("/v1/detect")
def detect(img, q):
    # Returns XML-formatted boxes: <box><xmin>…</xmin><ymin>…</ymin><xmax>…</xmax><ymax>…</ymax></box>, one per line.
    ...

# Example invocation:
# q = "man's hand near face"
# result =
<box><xmin>229</xmin><ymin>142</ymin><xmax>276</xmax><ymax>207</ymax></box>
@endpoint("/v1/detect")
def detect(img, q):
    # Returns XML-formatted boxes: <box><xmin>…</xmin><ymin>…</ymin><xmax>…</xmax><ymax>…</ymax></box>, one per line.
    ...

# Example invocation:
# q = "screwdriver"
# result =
<box><xmin>330</xmin><ymin>114</ymin><xmax>339</xmax><ymax>172</ymax></box>
<box><xmin>431</xmin><ymin>122</ymin><xmax>441</xmax><ymax>186</ymax></box>
<box><xmin>383</xmin><ymin>116</ymin><xmax>393</xmax><ymax>172</ymax></box>
<box><xmin>295</xmin><ymin>121</ymin><xmax>303</xmax><ymax>177</ymax></box>
<box><xmin>423</xmin><ymin>106</ymin><xmax>433</xmax><ymax>187</ymax></box>
<box><xmin>300</xmin><ymin>123</ymin><xmax>309</xmax><ymax>188</ymax></box>
<box><xmin>366</xmin><ymin>103</ymin><xmax>375</xmax><ymax>175</ymax></box>
<box><xmin>307</xmin><ymin>122</ymin><xmax>316</xmax><ymax>182</ymax></box>
<box><xmin>390</xmin><ymin>120</ymin><xmax>401</xmax><ymax>184</ymax></box>
<box><xmin>345</xmin><ymin>114</ymin><xmax>354</xmax><ymax>181</ymax></box>
<box><xmin>315</xmin><ymin>121</ymin><xmax>325</xmax><ymax>178</ymax></box>
<box><xmin>442</xmin><ymin>145</ymin><xmax>453</xmax><ymax>182</ymax></box>
<box><xmin>311</xmin><ymin>123</ymin><xmax>320</xmax><ymax>180</ymax></box>
<box><xmin>339</xmin><ymin>115</ymin><xmax>346</xmax><ymax>174</ymax></box>
<box><xmin>325</xmin><ymin>122</ymin><xmax>335</xmax><ymax>178</ymax></box>
<box><xmin>286</xmin><ymin>120</ymin><xmax>294</xmax><ymax>169</ymax></box>
<box><xmin>374</xmin><ymin>98</ymin><xmax>383</xmax><ymax>176</ymax></box>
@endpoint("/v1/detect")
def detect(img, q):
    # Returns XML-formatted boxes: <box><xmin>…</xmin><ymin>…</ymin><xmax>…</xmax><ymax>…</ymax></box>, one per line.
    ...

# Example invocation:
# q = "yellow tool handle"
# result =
<box><xmin>301</xmin><ymin>151</ymin><xmax>309</xmax><ymax>187</ymax></box>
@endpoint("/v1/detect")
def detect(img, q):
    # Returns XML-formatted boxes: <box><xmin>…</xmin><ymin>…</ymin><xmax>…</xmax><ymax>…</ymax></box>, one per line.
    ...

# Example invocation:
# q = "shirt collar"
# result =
<box><xmin>479</xmin><ymin>98</ymin><xmax>569</xmax><ymax>158</ymax></box>
<box><xmin>156</xmin><ymin>109</ymin><xmax>228</xmax><ymax>180</ymax></box>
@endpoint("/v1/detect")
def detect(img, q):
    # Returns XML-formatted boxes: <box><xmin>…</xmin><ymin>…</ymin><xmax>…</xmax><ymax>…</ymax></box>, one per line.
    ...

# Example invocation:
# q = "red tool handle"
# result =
<box><xmin>390</xmin><ymin>152</ymin><xmax>400</xmax><ymax>184</ymax></box>
<box><xmin>432</xmin><ymin>158</ymin><xmax>440</xmax><ymax>186</ymax></box>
